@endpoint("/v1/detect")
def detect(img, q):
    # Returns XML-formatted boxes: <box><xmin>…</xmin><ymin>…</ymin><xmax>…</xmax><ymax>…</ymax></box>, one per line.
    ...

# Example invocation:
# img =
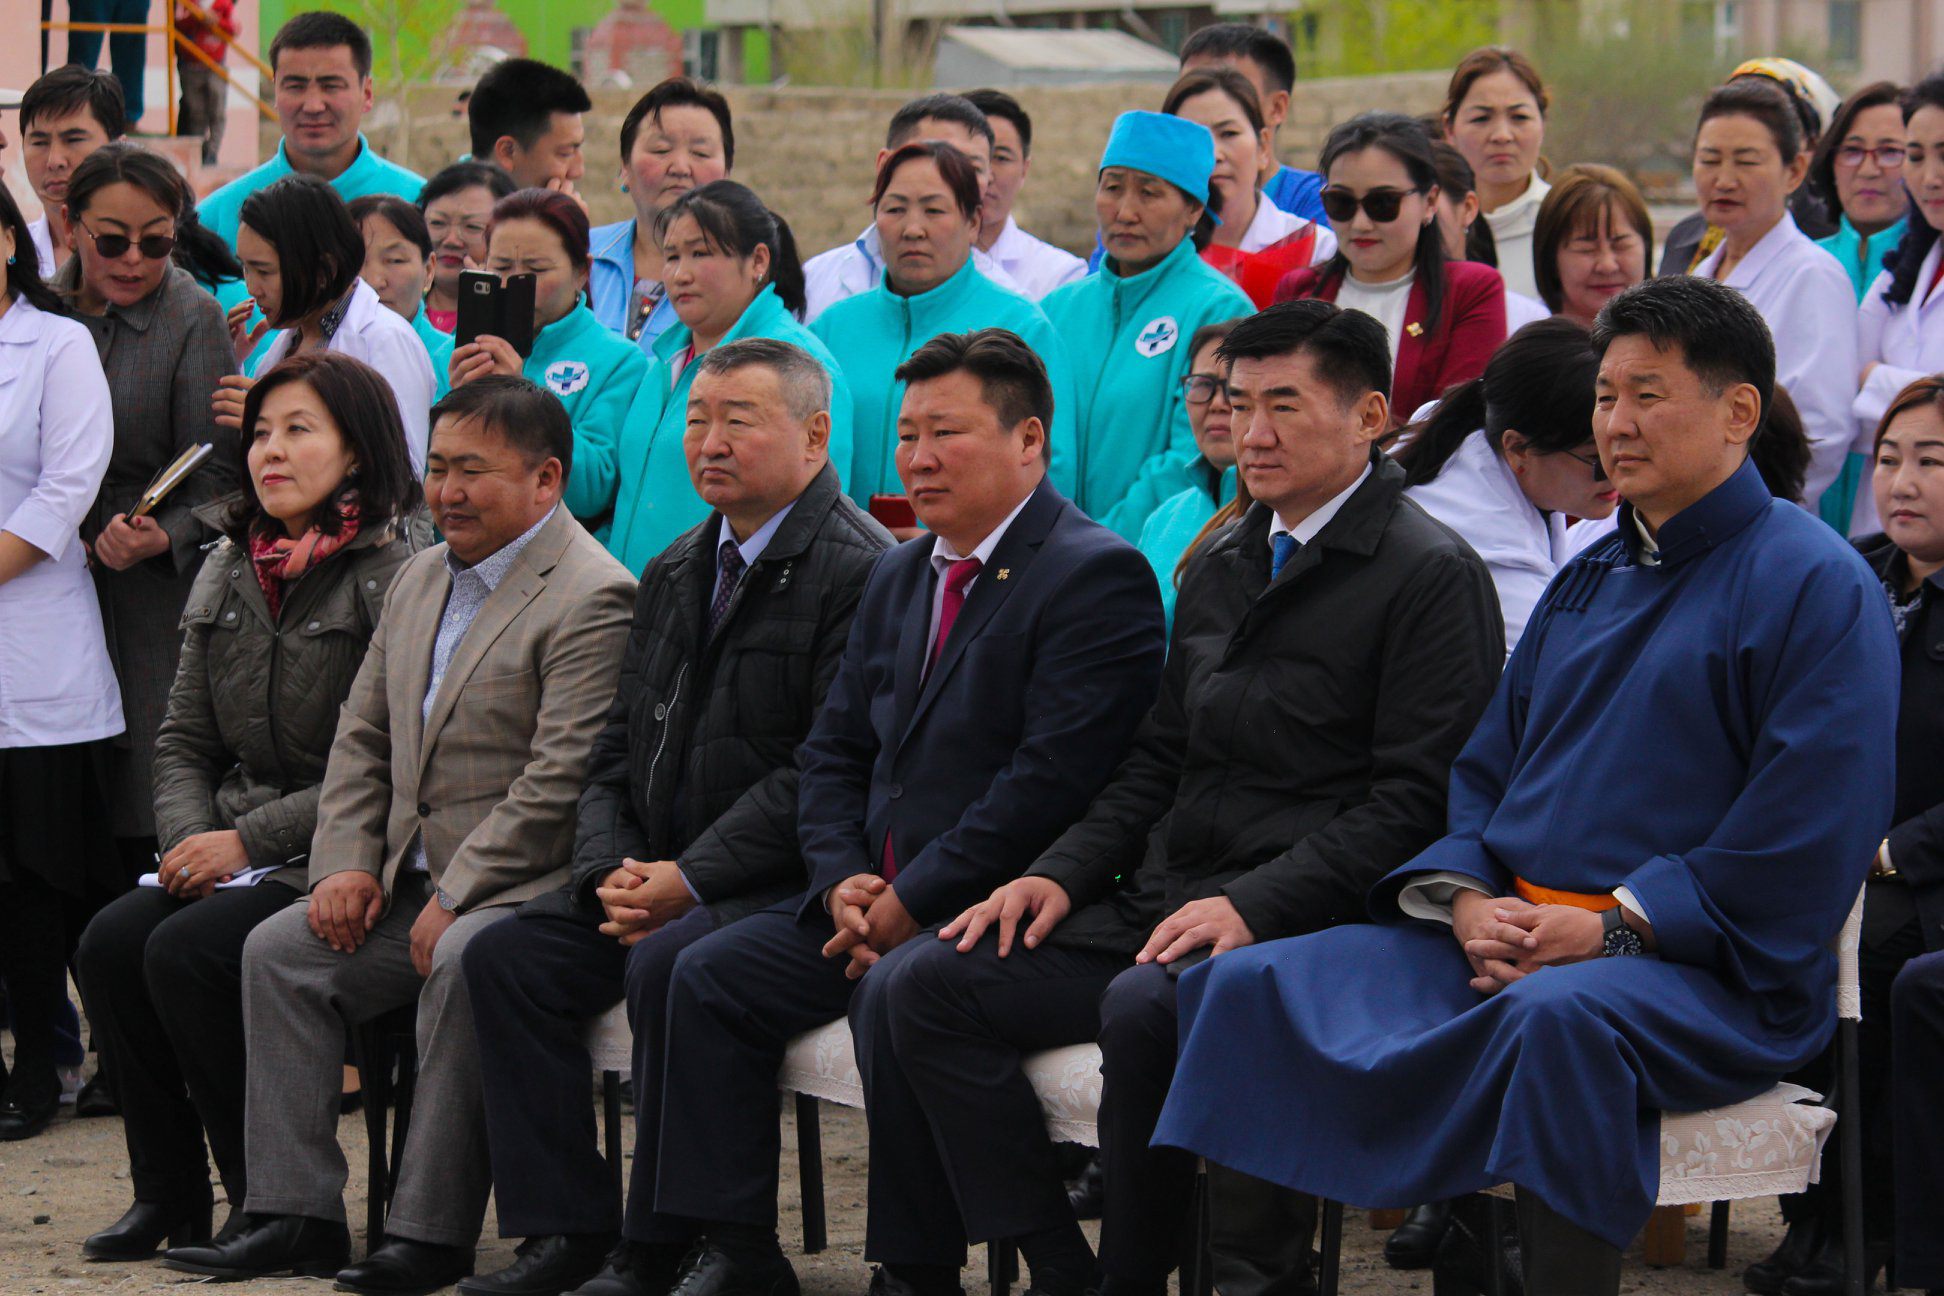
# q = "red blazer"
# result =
<box><xmin>1273</xmin><ymin>259</ymin><xmax>1507</xmax><ymax>422</ymax></box>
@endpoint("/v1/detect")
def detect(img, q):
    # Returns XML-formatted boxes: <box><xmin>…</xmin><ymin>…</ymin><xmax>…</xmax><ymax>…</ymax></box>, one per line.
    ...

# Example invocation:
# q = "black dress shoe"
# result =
<box><xmin>568</xmin><ymin>1240</ymin><xmax>687</xmax><ymax>1296</ymax></box>
<box><xmin>336</xmin><ymin>1236</ymin><xmax>476</xmax><ymax>1295</ymax></box>
<box><xmin>666</xmin><ymin>1239</ymin><xmax>798</xmax><ymax>1296</ymax></box>
<box><xmin>1745</xmin><ymin>1217</ymin><xmax>1823</xmax><ymax>1295</ymax></box>
<box><xmin>461</xmin><ymin>1233</ymin><xmax>617</xmax><ymax>1295</ymax></box>
<box><xmin>161</xmin><ymin>1213</ymin><xmax>351</xmax><ymax>1279</ymax></box>
<box><xmin>0</xmin><ymin>1094</ymin><xmax>59</xmax><ymax>1141</ymax></box>
<box><xmin>1780</xmin><ymin>1234</ymin><xmax>1891</xmax><ymax>1296</ymax></box>
<box><xmin>211</xmin><ymin>1205</ymin><xmax>251</xmax><ymax>1245</ymax></box>
<box><xmin>74</xmin><ymin>1072</ymin><xmax>118</xmax><ymax>1117</ymax></box>
<box><xmin>83</xmin><ymin>1197</ymin><xmax>214</xmax><ymax>1260</ymax></box>
<box><xmin>1065</xmin><ymin>1156</ymin><xmax>1104</xmax><ymax>1221</ymax></box>
<box><xmin>867</xmin><ymin>1267</ymin><xmax>962</xmax><ymax>1296</ymax></box>
<box><xmin>1385</xmin><ymin>1201</ymin><xmax>1454</xmax><ymax>1270</ymax></box>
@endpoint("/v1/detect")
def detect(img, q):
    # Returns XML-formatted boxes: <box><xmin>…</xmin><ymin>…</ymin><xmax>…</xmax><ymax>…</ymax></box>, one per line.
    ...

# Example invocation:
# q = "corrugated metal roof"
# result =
<box><xmin>930</xmin><ymin>25</ymin><xmax>1176</xmax><ymax>71</ymax></box>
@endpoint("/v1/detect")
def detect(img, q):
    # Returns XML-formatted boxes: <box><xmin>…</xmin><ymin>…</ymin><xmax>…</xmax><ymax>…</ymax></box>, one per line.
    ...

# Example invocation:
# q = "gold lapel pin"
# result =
<box><xmin>1406</xmin><ymin>322</ymin><xmax>1424</xmax><ymax>338</ymax></box>
<box><xmin>996</xmin><ymin>568</ymin><xmax>1011</xmax><ymax>581</ymax></box>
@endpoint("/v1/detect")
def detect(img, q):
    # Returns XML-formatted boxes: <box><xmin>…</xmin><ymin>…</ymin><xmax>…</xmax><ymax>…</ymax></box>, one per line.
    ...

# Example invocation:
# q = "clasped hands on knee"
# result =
<box><xmin>596</xmin><ymin>859</ymin><xmax>695</xmax><ymax>946</ymax></box>
<box><xmin>1451</xmin><ymin>890</ymin><xmax>1606</xmax><ymax>995</ymax></box>
<box><xmin>823</xmin><ymin>874</ymin><xmax>920</xmax><ymax>980</ymax></box>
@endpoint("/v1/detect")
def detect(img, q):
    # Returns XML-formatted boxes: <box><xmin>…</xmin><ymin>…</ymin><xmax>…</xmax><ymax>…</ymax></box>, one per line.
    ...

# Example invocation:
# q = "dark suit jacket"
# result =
<box><xmin>1029</xmin><ymin>452</ymin><xmax>1505</xmax><ymax>953</ymax></box>
<box><xmin>795</xmin><ymin>476</ymin><xmax>1167</xmax><ymax>927</ymax></box>
<box><xmin>1273</xmin><ymin>259</ymin><xmax>1506</xmax><ymax>424</ymax></box>
<box><xmin>1861</xmin><ymin>536</ymin><xmax>1944</xmax><ymax>951</ymax></box>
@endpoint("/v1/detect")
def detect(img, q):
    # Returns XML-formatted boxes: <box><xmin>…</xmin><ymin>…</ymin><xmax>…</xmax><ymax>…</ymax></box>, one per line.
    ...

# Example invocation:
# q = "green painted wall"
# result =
<box><xmin>256</xmin><ymin>0</ymin><xmax>766</xmax><ymax>82</ymax></box>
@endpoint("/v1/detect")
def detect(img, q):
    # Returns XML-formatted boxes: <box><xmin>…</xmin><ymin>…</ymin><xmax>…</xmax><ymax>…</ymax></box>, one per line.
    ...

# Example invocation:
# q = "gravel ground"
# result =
<box><xmin>0</xmin><ymin>1072</ymin><xmax>1799</xmax><ymax>1296</ymax></box>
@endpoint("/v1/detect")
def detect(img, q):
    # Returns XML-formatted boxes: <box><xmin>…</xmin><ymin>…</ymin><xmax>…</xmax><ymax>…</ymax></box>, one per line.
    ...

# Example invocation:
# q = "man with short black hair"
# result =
<box><xmin>802</xmin><ymin>94</ymin><xmax>1026</xmax><ymax>320</ymax></box>
<box><xmin>18</xmin><ymin>64</ymin><xmax>125</xmax><ymax>277</ymax></box>
<box><xmin>963</xmin><ymin>89</ymin><xmax>1085</xmax><ymax>301</ymax></box>
<box><xmin>873</xmin><ymin>299</ymin><xmax>1503</xmax><ymax>1296</ymax></box>
<box><xmin>644</xmin><ymin>327</ymin><xmax>1166</xmax><ymax>1296</ymax></box>
<box><xmin>1154</xmin><ymin>277</ymin><xmax>1901</xmax><ymax>1296</ymax></box>
<box><xmin>1179</xmin><ymin>23</ymin><xmax>1326</xmax><ymax>225</ymax></box>
<box><xmin>456</xmin><ymin>340</ymin><xmax>893</xmax><ymax>1296</ymax></box>
<box><xmin>467</xmin><ymin>58</ymin><xmax>592</xmax><ymax>197</ymax></box>
<box><xmin>198</xmin><ymin>11</ymin><xmax>425</xmax><ymax>310</ymax></box>
<box><xmin>163</xmin><ymin>376</ymin><xmax>636</xmax><ymax>1295</ymax></box>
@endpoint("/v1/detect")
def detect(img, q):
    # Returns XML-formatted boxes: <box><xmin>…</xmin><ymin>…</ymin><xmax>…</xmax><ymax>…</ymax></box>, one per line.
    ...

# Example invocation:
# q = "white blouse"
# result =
<box><xmin>0</xmin><ymin>297</ymin><xmax>126</xmax><ymax>747</ymax></box>
<box><xmin>1404</xmin><ymin>428</ymin><xmax>1573</xmax><ymax>652</ymax></box>
<box><xmin>1337</xmin><ymin>271</ymin><xmax>1414</xmax><ymax>364</ymax></box>
<box><xmin>1484</xmin><ymin>173</ymin><xmax>1550</xmax><ymax>300</ymax></box>
<box><xmin>1857</xmin><ymin>240</ymin><xmax>1944</xmax><ymax>535</ymax></box>
<box><xmin>1696</xmin><ymin>213</ymin><xmax>1860</xmax><ymax>508</ymax></box>
<box><xmin>254</xmin><ymin>278</ymin><xmax>435</xmax><ymax>474</ymax></box>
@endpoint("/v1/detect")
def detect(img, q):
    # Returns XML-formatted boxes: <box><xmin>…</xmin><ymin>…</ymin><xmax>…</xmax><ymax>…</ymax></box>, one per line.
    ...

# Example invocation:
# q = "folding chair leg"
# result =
<box><xmin>602</xmin><ymin>1070</ymin><xmax>623</xmax><ymax>1207</ymax></box>
<box><xmin>1708</xmin><ymin>1201</ymin><xmax>1730</xmax><ymax>1269</ymax></box>
<box><xmin>1486</xmin><ymin>1197</ymin><xmax>1512</xmax><ymax>1296</ymax></box>
<box><xmin>794</xmin><ymin>1094</ymin><xmax>826</xmax><ymax>1254</ymax></box>
<box><xmin>1318</xmin><ymin>1199</ymin><xmax>1343</xmax><ymax>1296</ymax></box>
<box><xmin>987</xmin><ymin>1239</ymin><xmax>1017</xmax><ymax>1296</ymax></box>
<box><xmin>1178</xmin><ymin>1164</ymin><xmax>1212</xmax><ymax>1296</ymax></box>
<box><xmin>1839</xmin><ymin>1017</ymin><xmax>1866</xmax><ymax>1296</ymax></box>
<box><xmin>352</xmin><ymin>1027</ymin><xmax>391</xmax><ymax>1252</ymax></box>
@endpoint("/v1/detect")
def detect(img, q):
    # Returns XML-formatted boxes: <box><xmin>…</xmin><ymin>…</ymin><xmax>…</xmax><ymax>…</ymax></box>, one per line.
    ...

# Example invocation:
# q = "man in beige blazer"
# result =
<box><xmin>164</xmin><ymin>376</ymin><xmax>636</xmax><ymax>1293</ymax></box>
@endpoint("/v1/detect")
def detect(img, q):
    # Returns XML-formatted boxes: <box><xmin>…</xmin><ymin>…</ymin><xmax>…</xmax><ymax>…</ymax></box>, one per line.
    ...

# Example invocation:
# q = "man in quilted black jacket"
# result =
<box><xmin>459</xmin><ymin>339</ymin><xmax>892</xmax><ymax>1296</ymax></box>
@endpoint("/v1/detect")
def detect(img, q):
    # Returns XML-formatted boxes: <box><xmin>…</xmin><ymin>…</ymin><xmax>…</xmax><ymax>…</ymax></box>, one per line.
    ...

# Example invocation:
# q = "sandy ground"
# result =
<box><xmin>0</xmin><ymin>1064</ymin><xmax>1800</xmax><ymax>1296</ymax></box>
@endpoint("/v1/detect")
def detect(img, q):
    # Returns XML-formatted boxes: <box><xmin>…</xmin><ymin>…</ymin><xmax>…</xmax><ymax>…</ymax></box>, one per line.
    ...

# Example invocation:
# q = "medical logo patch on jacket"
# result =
<box><xmin>1134</xmin><ymin>315</ymin><xmax>1179</xmax><ymax>358</ymax></box>
<box><xmin>545</xmin><ymin>360</ymin><xmax>591</xmax><ymax>396</ymax></box>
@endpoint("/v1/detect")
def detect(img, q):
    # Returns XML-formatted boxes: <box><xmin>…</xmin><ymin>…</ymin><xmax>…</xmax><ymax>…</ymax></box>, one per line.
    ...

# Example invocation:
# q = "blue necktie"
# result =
<box><xmin>1270</xmin><ymin>532</ymin><xmax>1299</xmax><ymax>579</ymax></box>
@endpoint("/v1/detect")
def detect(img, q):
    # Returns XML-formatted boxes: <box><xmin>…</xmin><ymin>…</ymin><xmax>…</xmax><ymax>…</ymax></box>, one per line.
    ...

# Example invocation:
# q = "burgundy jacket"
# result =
<box><xmin>1273</xmin><ymin>259</ymin><xmax>1508</xmax><ymax>422</ymax></box>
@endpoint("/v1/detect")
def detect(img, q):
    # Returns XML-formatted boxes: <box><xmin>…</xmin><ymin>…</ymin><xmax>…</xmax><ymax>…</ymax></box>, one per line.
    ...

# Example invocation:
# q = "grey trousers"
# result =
<box><xmin>240</xmin><ymin>876</ymin><xmax>510</xmax><ymax>1246</ymax></box>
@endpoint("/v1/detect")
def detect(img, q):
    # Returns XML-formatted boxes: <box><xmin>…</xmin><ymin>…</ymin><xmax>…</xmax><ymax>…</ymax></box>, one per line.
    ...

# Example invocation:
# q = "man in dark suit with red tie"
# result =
<box><xmin>634</xmin><ymin>329</ymin><xmax>1167</xmax><ymax>1296</ymax></box>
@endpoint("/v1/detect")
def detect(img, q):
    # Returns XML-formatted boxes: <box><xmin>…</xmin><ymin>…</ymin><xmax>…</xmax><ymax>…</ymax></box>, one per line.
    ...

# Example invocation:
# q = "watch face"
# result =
<box><xmin>1603</xmin><ymin>925</ymin><xmax>1645</xmax><ymax>958</ymax></box>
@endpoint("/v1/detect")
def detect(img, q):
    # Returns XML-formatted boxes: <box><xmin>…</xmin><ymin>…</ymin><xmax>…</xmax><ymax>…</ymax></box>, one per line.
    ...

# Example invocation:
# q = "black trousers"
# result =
<box><xmin>462</xmin><ymin>904</ymin><xmax>716</xmax><ymax>1240</ymax></box>
<box><xmin>1779</xmin><ymin>880</ymin><xmax>1923</xmax><ymax>1244</ymax></box>
<box><xmin>655</xmin><ymin>905</ymin><xmax>929</xmax><ymax>1242</ymax></box>
<box><xmin>0</xmin><ymin>871</ymin><xmax>96</xmax><ymax>1108</ymax></box>
<box><xmin>871</xmin><ymin>933</ymin><xmax>1126</xmax><ymax>1266</ymax></box>
<box><xmin>1894</xmin><ymin>946</ymin><xmax>1944</xmax><ymax>1286</ymax></box>
<box><xmin>73</xmin><ymin>880</ymin><xmax>298</xmax><ymax>1201</ymax></box>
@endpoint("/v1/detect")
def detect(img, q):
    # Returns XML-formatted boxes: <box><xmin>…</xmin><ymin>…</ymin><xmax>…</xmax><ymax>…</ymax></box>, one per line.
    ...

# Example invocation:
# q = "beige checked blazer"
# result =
<box><xmin>308</xmin><ymin>507</ymin><xmax>636</xmax><ymax>912</ymax></box>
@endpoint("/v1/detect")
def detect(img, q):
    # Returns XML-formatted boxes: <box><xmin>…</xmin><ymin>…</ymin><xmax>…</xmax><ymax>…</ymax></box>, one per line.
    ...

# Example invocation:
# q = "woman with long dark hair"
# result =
<box><xmin>604</xmin><ymin>179</ymin><xmax>851</xmax><ymax>572</ymax></box>
<box><xmin>1813</xmin><ymin>81</ymin><xmax>1911</xmax><ymax>300</ymax></box>
<box><xmin>1855</xmin><ymin>73</ymin><xmax>1944</xmax><ymax>537</ymax></box>
<box><xmin>52</xmin><ymin>141</ymin><xmax>238</xmax><ymax>905</ymax></box>
<box><xmin>1397</xmin><ymin>318</ymin><xmax>1615</xmax><ymax>650</ymax></box>
<box><xmin>0</xmin><ymin>179</ymin><xmax>122</xmax><ymax>1141</ymax></box>
<box><xmin>1275</xmin><ymin>112</ymin><xmax>1507</xmax><ymax>424</ymax></box>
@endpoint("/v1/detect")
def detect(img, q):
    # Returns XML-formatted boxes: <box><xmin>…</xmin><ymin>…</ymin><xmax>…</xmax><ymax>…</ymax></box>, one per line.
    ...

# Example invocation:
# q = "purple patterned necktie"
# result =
<box><xmin>709</xmin><ymin>540</ymin><xmax>745</xmax><ymax>635</ymax></box>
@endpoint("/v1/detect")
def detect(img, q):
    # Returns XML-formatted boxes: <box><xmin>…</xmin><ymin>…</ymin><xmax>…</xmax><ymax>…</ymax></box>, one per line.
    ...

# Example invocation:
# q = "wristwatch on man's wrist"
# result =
<box><xmin>1601</xmin><ymin>906</ymin><xmax>1646</xmax><ymax>958</ymax></box>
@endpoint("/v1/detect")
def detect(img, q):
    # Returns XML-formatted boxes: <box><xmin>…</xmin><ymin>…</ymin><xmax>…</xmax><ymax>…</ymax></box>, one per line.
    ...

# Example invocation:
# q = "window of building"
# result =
<box><xmin>1829</xmin><ymin>0</ymin><xmax>1862</xmax><ymax>66</ymax></box>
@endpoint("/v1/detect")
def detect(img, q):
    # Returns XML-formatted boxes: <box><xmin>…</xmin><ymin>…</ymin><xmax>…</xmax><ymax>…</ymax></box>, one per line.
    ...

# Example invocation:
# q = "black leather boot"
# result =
<box><xmin>83</xmin><ymin>1197</ymin><xmax>214</xmax><ymax>1260</ymax></box>
<box><xmin>1385</xmin><ymin>1201</ymin><xmax>1454</xmax><ymax>1270</ymax></box>
<box><xmin>1744</xmin><ymin>1216</ymin><xmax>1823</xmax><ymax>1295</ymax></box>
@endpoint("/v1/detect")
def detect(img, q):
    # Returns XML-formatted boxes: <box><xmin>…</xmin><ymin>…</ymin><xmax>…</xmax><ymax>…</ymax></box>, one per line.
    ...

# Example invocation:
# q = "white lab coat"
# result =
<box><xmin>1696</xmin><ymin>213</ymin><xmax>1859</xmax><ymax>506</ymax></box>
<box><xmin>0</xmin><ymin>298</ymin><xmax>125</xmax><ymax>747</ymax></box>
<box><xmin>1856</xmin><ymin>240</ymin><xmax>1944</xmax><ymax>535</ymax></box>
<box><xmin>253</xmin><ymin>278</ymin><xmax>435</xmax><ymax>474</ymax></box>
<box><xmin>1484</xmin><ymin>173</ymin><xmax>1550</xmax><ymax>300</ymax></box>
<box><xmin>1404</xmin><ymin>428</ymin><xmax>1572</xmax><ymax>652</ymax></box>
<box><xmin>802</xmin><ymin>226</ymin><xmax>1029</xmax><ymax>322</ymax></box>
<box><xmin>27</xmin><ymin>218</ymin><xmax>57</xmax><ymax>280</ymax></box>
<box><xmin>985</xmin><ymin>216</ymin><xmax>1088</xmax><ymax>301</ymax></box>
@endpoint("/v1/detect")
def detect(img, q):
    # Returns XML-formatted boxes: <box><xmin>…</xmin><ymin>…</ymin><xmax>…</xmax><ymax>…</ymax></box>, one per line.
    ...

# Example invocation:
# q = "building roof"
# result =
<box><xmin>928</xmin><ymin>25</ymin><xmax>1177</xmax><ymax>71</ymax></box>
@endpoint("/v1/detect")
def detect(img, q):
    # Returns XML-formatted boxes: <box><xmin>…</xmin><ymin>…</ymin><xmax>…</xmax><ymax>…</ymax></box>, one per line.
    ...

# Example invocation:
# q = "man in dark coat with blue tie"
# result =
<box><xmin>861</xmin><ymin>300</ymin><xmax>1505</xmax><ymax>1296</ymax></box>
<box><xmin>638</xmin><ymin>328</ymin><xmax>1167</xmax><ymax>1296</ymax></box>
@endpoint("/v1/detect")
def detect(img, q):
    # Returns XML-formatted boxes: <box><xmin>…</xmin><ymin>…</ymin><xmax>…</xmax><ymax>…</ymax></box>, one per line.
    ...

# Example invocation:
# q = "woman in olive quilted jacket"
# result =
<box><xmin>74</xmin><ymin>352</ymin><xmax>421</xmax><ymax>1261</ymax></box>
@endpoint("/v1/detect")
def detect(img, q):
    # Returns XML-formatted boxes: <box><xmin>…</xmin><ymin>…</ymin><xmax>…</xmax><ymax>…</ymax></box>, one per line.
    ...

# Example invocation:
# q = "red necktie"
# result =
<box><xmin>884</xmin><ymin>556</ymin><xmax>984</xmax><ymax>880</ymax></box>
